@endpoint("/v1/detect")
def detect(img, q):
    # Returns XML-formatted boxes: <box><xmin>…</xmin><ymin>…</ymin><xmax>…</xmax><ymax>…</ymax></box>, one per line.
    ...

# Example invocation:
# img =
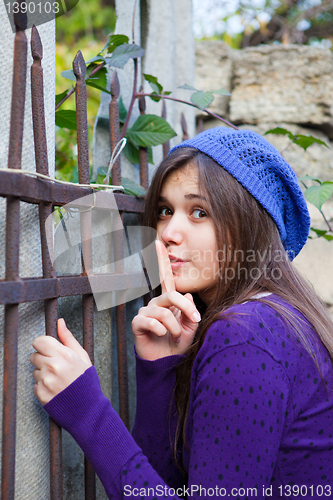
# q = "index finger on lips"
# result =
<box><xmin>154</xmin><ymin>290</ymin><xmax>201</xmax><ymax>324</ymax></box>
<box><xmin>155</xmin><ymin>240</ymin><xmax>175</xmax><ymax>294</ymax></box>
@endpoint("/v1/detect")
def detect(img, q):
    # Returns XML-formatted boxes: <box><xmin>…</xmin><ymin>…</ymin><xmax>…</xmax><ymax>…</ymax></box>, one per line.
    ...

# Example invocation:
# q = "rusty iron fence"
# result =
<box><xmin>0</xmin><ymin>12</ymin><xmax>189</xmax><ymax>500</ymax></box>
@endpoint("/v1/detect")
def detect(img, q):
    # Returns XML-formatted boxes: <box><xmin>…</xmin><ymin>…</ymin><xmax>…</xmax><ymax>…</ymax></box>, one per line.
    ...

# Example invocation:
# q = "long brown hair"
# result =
<box><xmin>142</xmin><ymin>147</ymin><xmax>333</xmax><ymax>478</ymax></box>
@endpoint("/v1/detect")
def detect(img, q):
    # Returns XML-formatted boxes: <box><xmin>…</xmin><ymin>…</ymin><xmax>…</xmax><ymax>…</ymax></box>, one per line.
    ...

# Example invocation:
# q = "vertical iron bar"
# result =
<box><xmin>162</xmin><ymin>100</ymin><xmax>170</xmax><ymax>158</ymax></box>
<box><xmin>110</xmin><ymin>71</ymin><xmax>130</xmax><ymax>430</ymax></box>
<box><xmin>73</xmin><ymin>50</ymin><xmax>96</xmax><ymax>500</ymax></box>
<box><xmin>138</xmin><ymin>88</ymin><xmax>149</xmax><ymax>190</ymax></box>
<box><xmin>109</xmin><ymin>71</ymin><xmax>122</xmax><ymax>186</ymax></box>
<box><xmin>1</xmin><ymin>7</ymin><xmax>27</xmax><ymax>500</ymax></box>
<box><xmin>197</xmin><ymin>117</ymin><xmax>204</xmax><ymax>134</ymax></box>
<box><xmin>181</xmin><ymin>112</ymin><xmax>189</xmax><ymax>141</ymax></box>
<box><xmin>30</xmin><ymin>25</ymin><xmax>63</xmax><ymax>500</ymax></box>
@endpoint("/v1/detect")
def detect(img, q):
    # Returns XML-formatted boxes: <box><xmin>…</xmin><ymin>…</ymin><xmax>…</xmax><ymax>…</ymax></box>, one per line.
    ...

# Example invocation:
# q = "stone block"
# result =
<box><xmin>195</xmin><ymin>40</ymin><xmax>232</xmax><ymax>118</ymax></box>
<box><xmin>230</xmin><ymin>45</ymin><xmax>333</xmax><ymax>138</ymax></box>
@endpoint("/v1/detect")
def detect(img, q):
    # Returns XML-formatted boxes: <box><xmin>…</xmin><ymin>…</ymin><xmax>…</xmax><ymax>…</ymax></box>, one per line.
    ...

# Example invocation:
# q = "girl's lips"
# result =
<box><xmin>170</xmin><ymin>260</ymin><xmax>188</xmax><ymax>269</ymax></box>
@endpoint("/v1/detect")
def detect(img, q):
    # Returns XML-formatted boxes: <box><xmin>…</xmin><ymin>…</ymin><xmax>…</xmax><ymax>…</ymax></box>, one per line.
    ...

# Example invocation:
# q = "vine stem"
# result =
<box><xmin>300</xmin><ymin>181</ymin><xmax>333</xmax><ymax>235</ymax></box>
<box><xmin>55</xmin><ymin>61</ymin><xmax>106</xmax><ymax>111</ymax></box>
<box><xmin>136</xmin><ymin>93</ymin><xmax>239</xmax><ymax>130</ymax></box>
<box><xmin>120</xmin><ymin>57</ymin><xmax>138</xmax><ymax>139</ymax></box>
<box><xmin>320</xmin><ymin>209</ymin><xmax>333</xmax><ymax>233</ymax></box>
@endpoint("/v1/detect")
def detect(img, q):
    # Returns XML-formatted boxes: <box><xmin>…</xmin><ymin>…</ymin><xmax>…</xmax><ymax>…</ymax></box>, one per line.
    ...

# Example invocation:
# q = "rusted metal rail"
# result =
<box><xmin>0</xmin><ymin>17</ymin><xmax>149</xmax><ymax>500</ymax></box>
<box><xmin>0</xmin><ymin>10</ymin><xmax>184</xmax><ymax>497</ymax></box>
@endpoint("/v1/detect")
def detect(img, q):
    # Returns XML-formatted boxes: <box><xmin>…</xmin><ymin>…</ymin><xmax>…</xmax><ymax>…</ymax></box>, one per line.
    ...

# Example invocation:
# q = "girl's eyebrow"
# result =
<box><xmin>158</xmin><ymin>194</ymin><xmax>205</xmax><ymax>202</ymax></box>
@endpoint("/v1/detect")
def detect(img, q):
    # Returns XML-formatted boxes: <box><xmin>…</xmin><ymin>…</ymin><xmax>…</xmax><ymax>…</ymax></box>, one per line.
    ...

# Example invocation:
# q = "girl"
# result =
<box><xmin>31</xmin><ymin>127</ymin><xmax>333</xmax><ymax>499</ymax></box>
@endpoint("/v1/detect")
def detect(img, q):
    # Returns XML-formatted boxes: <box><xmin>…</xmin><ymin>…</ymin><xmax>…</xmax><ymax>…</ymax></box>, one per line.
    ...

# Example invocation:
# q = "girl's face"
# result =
<box><xmin>157</xmin><ymin>163</ymin><xmax>220</xmax><ymax>305</ymax></box>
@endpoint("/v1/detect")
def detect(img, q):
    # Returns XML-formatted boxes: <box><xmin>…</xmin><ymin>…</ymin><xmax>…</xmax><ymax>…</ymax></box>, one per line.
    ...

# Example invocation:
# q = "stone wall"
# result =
<box><xmin>195</xmin><ymin>41</ymin><xmax>333</xmax><ymax>310</ymax></box>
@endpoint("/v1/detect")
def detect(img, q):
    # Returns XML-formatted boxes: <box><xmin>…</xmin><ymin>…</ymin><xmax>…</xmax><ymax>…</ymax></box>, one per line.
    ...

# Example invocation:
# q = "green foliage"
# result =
<box><xmin>143</xmin><ymin>74</ymin><xmax>171</xmax><ymax>102</ymax></box>
<box><xmin>265</xmin><ymin>128</ymin><xmax>329</xmax><ymax>151</ymax></box>
<box><xmin>105</xmin><ymin>44</ymin><xmax>145</xmax><ymax>69</ymax></box>
<box><xmin>309</xmin><ymin>228</ymin><xmax>333</xmax><ymax>242</ymax></box>
<box><xmin>55</xmin><ymin>110</ymin><xmax>77</xmax><ymax>130</ymax></box>
<box><xmin>264</xmin><ymin>128</ymin><xmax>333</xmax><ymax>242</ymax></box>
<box><xmin>55</xmin><ymin>128</ymin><xmax>79</xmax><ymax>183</ymax></box>
<box><xmin>93</xmin><ymin>167</ymin><xmax>146</xmax><ymax>197</ymax></box>
<box><xmin>125</xmin><ymin>115</ymin><xmax>177</xmax><ymax>147</ymax></box>
<box><xmin>56</xmin><ymin>0</ymin><xmax>116</xmax><ymax>45</ymax></box>
<box><xmin>56</xmin><ymin>89</ymin><xmax>71</xmax><ymax>106</ymax></box>
<box><xmin>123</xmin><ymin>141</ymin><xmax>154</xmax><ymax>166</ymax></box>
<box><xmin>178</xmin><ymin>84</ymin><xmax>231</xmax><ymax>110</ymax></box>
<box><xmin>299</xmin><ymin>178</ymin><xmax>333</xmax><ymax>212</ymax></box>
<box><xmin>102</xmin><ymin>34</ymin><xmax>129</xmax><ymax>53</ymax></box>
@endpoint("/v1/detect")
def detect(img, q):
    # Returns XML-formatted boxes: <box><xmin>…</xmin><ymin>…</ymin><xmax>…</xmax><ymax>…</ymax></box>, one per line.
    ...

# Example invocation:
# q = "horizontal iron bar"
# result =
<box><xmin>0</xmin><ymin>170</ymin><xmax>144</xmax><ymax>213</ymax></box>
<box><xmin>0</xmin><ymin>273</ymin><xmax>146</xmax><ymax>304</ymax></box>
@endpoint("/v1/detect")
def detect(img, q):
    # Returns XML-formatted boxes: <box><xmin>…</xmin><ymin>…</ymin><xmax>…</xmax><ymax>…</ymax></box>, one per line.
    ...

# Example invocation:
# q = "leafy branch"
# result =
<box><xmin>265</xmin><ymin>127</ymin><xmax>333</xmax><ymax>242</ymax></box>
<box><xmin>55</xmin><ymin>34</ymin><xmax>235</xmax><ymax>159</ymax></box>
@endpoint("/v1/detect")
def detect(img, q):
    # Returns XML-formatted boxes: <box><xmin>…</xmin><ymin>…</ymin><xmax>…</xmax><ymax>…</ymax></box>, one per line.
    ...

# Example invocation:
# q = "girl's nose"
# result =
<box><xmin>160</xmin><ymin>215</ymin><xmax>184</xmax><ymax>246</ymax></box>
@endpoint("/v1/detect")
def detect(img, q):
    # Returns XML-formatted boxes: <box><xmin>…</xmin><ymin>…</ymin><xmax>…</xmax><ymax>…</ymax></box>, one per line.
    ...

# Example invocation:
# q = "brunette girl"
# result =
<box><xmin>31</xmin><ymin>127</ymin><xmax>333</xmax><ymax>499</ymax></box>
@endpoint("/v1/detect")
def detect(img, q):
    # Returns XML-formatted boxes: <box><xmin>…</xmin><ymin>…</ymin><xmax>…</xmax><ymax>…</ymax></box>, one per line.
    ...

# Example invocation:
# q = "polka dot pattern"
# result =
<box><xmin>45</xmin><ymin>294</ymin><xmax>333</xmax><ymax>499</ymax></box>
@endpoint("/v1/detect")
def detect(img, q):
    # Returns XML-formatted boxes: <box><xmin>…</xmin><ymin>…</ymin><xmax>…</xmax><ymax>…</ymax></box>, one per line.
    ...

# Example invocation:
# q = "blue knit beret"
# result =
<box><xmin>170</xmin><ymin>127</ymin><xmax>310</xmax><ymax>260</ymax></box>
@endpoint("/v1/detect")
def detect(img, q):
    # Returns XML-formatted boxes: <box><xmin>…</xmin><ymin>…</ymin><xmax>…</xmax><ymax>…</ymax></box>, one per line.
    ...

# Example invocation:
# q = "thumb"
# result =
<box><xmin>57</xmin><ymin>318</ymin><xmax>90</xmax><ymax>362</ymax></box>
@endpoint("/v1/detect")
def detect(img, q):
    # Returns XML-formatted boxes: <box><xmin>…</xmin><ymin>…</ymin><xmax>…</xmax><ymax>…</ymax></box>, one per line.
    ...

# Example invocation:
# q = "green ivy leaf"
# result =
<box><xmin>211</xmin><ymin>88</ymin><xmax>231</xmax><ymax>96</ymax></box>
<box><xmin>123</xmin><ymin>138</ymin><xmax>153</xmax><ymax>164</ymax></box>
<box><xmin>293</xmin><ymin>135</ymin><xmax>329</xmax><ymax>151</ymax></box>
<box><xmin>310</xmin><ymin>227</ymin><xmax>333</xmax><ymax>241</ymax></box>
<box><xmin>61</xmin><ymin>69</ymin><xmax>76</xmax><ymax>82</ymax></box>
<box><xmin>143</xmin><ymin>74</ymin><xmax>163</xmax><ymax>94</ymax></box>
<box><xmin>122</xmin><ymin>177</ymin><xmax>147</xmax><ymax>197</ymax></box>
<box><xmin>305</xmin><ymin>182</ymin><xmax>333</xmax><ymax>210</ymax></box>
<box><xmin>55</xmin><ymin>89</ymin><xmax>70</xmax><ymax>106</ymax></box>
<box><xmin>191</xmin><ymin>91</ymin><xmax>214</xmax><ymax>110</ymax></box>
<box><xmin>119</xmin><ymin>97</ymin><xmax>127</xmax><ymax>124</ymax></box>
<box><xmin>106</xmin><ymin>43</ymin><xmax>145</xmax><ymax>69</ymax></box>
<box><xmin>148</xmin><ymin>92</ymin><xmax>162</xmax><ymax>102</ymax></box>
<box><xmin>264</xmin><ymin>127</ymin><xmax>294</xmax><ymax>140</ymax></box>
<box><xmin>178</xmin><ymin>84</ymin><xmax>198</xmax><ymax>91</ymax></box>
<box><xmin>86</xmin><ymin>55</ymin><xmax>106</xmax><ymax>64</ymax></box>
<box><xmin>101</xmin><ymin>34</ymin><xmax>129</xmax><ymax>54</ymax></box>
<box><xmin>94</xmin><ymin>166</ymin><xmax>108</xmax><ymax>184</ymax></box>
<box><xmin>93</xmin><ymin>167</ymin><xmax>147</xmax><ymax>197</ymax></box>
<box><xmin>86</xmin><ymin>65</ymin><xmax>109</xmax><ymax>93</ymax></box>
<box><xmin>126</xmin><ymin>114</ymin><xmax>177</xmax><ymax>147</ymax></box>
<box><xmin>163</xmin><ymin>91</ymin><xmax>172</xmax><ymax>96</ymax></box>
<box><xmin>55</xmin><ymin>110</ymin><xmax>77</xmax><ymax>130</ymax></box>
<box><xmin>299</xmin><ymin>175</ymin><xmax>322</xmax><ymax>184</ymax></box>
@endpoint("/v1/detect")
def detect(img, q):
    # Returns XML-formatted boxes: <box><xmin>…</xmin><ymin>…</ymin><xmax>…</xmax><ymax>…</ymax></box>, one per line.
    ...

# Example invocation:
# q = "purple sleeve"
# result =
<box><xmin>131</xmin><ymin>351</ymin><xmax>186</xmax><ymax>488</ymax></box>
<box><xmin>44</xmin><ymin>358</ymin><xmax>186</xmax><ymax>499</ymax></box>
<box><xmin>44</xmin><ymin>343</ymin><xmax>290</xmax><ymax>498</ymax></box>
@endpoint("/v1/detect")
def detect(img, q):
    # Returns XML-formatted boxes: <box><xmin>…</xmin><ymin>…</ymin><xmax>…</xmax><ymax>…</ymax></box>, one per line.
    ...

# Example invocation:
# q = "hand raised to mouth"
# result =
<box><xmin>130</xmin><ymin>240</ymin><xmax>201</xmax><ymax>361</ymax></box>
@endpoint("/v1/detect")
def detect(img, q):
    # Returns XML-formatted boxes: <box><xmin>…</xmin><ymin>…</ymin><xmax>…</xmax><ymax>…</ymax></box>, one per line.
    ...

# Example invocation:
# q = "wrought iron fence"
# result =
<box><xmin>0</xmin><ymin>12</ymin><xmax>189</xmax><ymax>500</ymax></box>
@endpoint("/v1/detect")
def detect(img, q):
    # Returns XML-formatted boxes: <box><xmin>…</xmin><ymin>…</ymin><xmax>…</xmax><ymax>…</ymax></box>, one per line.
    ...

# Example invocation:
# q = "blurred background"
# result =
<box><xmin>55</xmin><ymin>0</ymin><xmax>333</xmax><ymax>181</ymax></box>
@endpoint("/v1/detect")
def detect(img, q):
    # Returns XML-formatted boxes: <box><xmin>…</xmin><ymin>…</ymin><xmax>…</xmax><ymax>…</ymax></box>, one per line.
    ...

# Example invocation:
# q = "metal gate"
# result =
<box><xmin>0</xmin><ymin>10</ymin><xmax>164</xmax><ymax>499</ymax></box>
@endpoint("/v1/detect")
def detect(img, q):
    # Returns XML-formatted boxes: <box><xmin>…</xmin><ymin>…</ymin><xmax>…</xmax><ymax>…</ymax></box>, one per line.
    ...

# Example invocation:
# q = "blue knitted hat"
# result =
<box><xmin>170</xmin><ymin>127</ymin><xmax>310</xmax><ymax>260</ymax></box>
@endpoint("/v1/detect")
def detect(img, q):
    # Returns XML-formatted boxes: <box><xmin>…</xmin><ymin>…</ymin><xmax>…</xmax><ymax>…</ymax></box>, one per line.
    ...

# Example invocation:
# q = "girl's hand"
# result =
<box><xmin>131</xmin><ymin>240</ymin><xmax>201</xmax><ymax>360</ymax></box>
<box><xmin>30</xmin><ymin>319</ymin><xmax>92</xmax><ymax>405</ymax></box>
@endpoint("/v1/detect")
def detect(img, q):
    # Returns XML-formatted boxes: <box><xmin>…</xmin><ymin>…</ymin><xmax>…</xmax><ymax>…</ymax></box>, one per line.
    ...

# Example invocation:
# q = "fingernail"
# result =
<box><xmin>174</xmin><ymin>336</ymin><xmax>181</xmax><ymax>344</ymax></box>
<box><xmin>58</xmin><ymin>318</ymin><xmax>66</xmax><ymax>327</ymax></box>
<box><xmin>192</xmin><ymin>311</ymin><xmax>201</xmax><ymax>323</ymax></box>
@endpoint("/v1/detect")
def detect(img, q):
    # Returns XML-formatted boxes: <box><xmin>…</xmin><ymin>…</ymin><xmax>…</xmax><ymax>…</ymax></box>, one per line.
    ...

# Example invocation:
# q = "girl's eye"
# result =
<box><xmin>158</xmin><ymin>207</ymin><xmax>172</xmax><ymax>217</ymax></box>
<box><xmin>192</xmin><ymin>209</ymin><xmax>207</xmax><ymax>219</ymax></box>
